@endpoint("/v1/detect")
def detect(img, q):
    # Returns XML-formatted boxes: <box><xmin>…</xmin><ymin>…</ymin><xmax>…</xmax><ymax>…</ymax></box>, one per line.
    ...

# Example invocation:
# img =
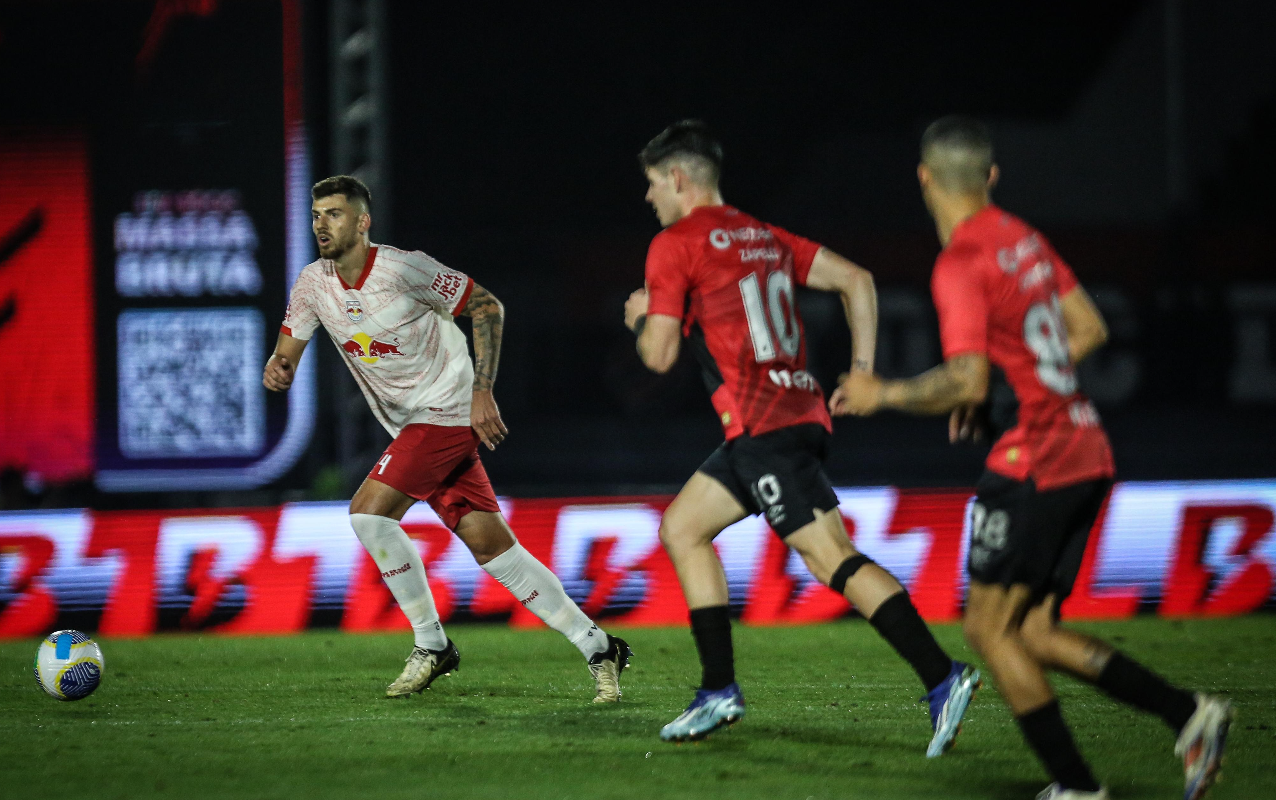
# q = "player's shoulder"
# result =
<box><xmin>375</xmin><ymin>243</ymin><xmax>453</xmax><ymax>276</ymax></box>
<box><xmin>297</xmin><ymin>258</ymin><xmax>330</xmax><ymax>284</ymax></box>
<box><xmin>648</xmin><ymin>224</ymin><xmax>695</xmax><ymax>260</ymax></box>
<box><xmin>934</xmin><ymin>239</ymin><xmax>986</xmax><ymax>275</ymax></box>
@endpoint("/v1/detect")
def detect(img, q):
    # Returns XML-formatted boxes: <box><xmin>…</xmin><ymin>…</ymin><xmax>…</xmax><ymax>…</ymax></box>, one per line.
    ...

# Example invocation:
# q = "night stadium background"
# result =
<box><xmin>1</xmin><ymin>2</ymin><xmax>1274</xmax><ymax>799</ymax></box>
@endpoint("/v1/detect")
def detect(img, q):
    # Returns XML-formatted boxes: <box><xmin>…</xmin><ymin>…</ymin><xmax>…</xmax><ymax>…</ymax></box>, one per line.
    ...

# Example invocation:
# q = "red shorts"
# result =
<box><xmin>369</xmin><ymin>423</ymin><xmax>500</xmax><ymax>529</ymax></box>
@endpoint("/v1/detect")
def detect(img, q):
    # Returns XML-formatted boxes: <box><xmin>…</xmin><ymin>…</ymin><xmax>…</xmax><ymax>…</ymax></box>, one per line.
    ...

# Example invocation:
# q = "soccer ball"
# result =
<box><xmin>34</xmin><ymin>630</ymin><xmax>104</xmax><ymax>701</ymax></box>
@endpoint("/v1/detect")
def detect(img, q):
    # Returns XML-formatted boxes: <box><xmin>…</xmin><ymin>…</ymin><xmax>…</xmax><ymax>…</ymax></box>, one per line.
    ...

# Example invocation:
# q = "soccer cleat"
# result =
<box><xmin>1175</xmin><ymin>693</ymin><xmax>1234</xmax><ymax>800</ymax></box>
<box><xmin>385</xmin><ymin>640</ymin><xmax>460</xmax><ymax>698</ymax></box>
<box><xmin>588</xmin><ymin>635</ymin><xmax>632</xmax><ymax>703</ymax></box>
<box><xmin>659</xmin><ymin>682</ymin><xmax>745</xmax><ymax>742</ymax></box>
<box><xmin>1034</xmin><ymin>783</ymin><xmax>1109</xmax><ymax>800</ymax></box>
<box><xmin>924</xmin><ymin>660</ymin><xmax>981</xmax><ymax>758</ymax></box>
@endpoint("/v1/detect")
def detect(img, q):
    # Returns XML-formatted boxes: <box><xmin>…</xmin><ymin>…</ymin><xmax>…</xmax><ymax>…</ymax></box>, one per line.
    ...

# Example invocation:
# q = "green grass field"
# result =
<box><xmin>2</xmin><ymin>617</ymin><xmax>1273</xmax><ymax>800</ymax></box>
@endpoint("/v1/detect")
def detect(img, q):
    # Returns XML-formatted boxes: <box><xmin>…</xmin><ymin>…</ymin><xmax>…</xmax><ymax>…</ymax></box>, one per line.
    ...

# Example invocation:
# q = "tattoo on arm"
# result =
<box><xmin>881</xmin><ymin>353</ymin><xmax>986</xmax><ymax>415</ymax></box>
<box><xmin>459</xmin><ymin>282</ymin><xmax>504</xmax><ymax>391</ymax></box>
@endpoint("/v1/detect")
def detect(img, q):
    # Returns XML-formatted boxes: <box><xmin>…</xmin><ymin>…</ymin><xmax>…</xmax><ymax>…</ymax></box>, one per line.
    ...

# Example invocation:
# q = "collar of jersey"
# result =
<box><xmin>948</xmin><ymin>204</ymin><xmax>1000</xmax><ymax>246</ymax></box>
<box><xmin>338</xmin><ymin>245</ymin><xmax>378</xmax><ymax>291</ymax></box>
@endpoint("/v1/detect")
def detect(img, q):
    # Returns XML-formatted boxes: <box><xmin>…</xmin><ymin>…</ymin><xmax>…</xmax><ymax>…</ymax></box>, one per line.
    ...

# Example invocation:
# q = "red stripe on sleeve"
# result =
<box><xmin>452</xmin><ymin>277</ymin><xmax>475</xmax><ymax>317</ymax></box>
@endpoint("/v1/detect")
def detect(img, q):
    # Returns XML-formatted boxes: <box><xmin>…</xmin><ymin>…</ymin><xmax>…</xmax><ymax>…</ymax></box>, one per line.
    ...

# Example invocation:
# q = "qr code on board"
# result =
<box><xmin>117</xmin><ymin>308</ymin><xmax>265</xmax><ymax>458</ymax></box>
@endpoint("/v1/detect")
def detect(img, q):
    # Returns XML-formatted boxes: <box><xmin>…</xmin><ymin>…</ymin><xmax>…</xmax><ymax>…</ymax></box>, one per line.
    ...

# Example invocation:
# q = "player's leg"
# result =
<box><xmin>788</xmin><ymin>509</ymin><xmax>953</xmax><ymax>688</ymax></box>
<box><xmin>963</xmin><ymin>473</ymin><xmax>1104</xmax><ymax>795</ymax></box>
<box><xmin>453</xmin><ymin>510</ymin><xmax>613</xmax><ymax>658</ymax></box>
<box><xmin>436</xmin><ymin>446</ymin><xmax>631</xmax><ymax>701</ymax></box>
<box><xmin>964</xmin><ymin>581</ymin><xmax>1103</xmax><ymax>796</ymax></box>
<box><xmin>1019</xmin><ymin>595</ymin><xmax>1223</xmax><ymax>745</ymax></box>
<box><xmin>784</xmin><ymin>506</ymin><xmax>978</xmax><ymax>757</ymax></box>
<box><xmin>349</xmin><ymin>478</ymin><xmax>448</xmax><ymax>652</ymax></box>
<box><xmin>1023</xmin><ymin>603</ymin><xmax>1234</xmax><ymax>799</ymax></box>
<box><xmin>348</xmin><ymin>473</ymin><xmax>458</xmax><ymax>697</ymax></box>
<box><xmin>357</xmin><ymin>424</ymin><xmax>503</xmax><ymax>696</ymax></box>
<box><xmin>1012</xmin><ymin>477</ymin><xmax>1231</xmax><ymax>799</ymax></box>
<box><xmin>661</xmin><ymin>471</ymin><xmax>747</xmax><ymax>678</ymax></box>
<box><xmin>657</xmin><ymin>469</ymin><xmax>750</xmax><ymax>741</ymax></box>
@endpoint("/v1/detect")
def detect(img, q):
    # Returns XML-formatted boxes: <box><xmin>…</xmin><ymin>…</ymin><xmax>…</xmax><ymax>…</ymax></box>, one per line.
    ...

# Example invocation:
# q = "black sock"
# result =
<box><xmin>1096</xmin><ymin>652</ymin><xmax>1198</xmax><ymax>733</ymax></box>
<box><xmin>1016</xmin><ymin>700</ymin><xmax>1101</xmax><ymax>792</ymax></box>
<box><xmin>689</xmin><ymin>605</ymin><xmax>734</xmax><ymax>691</ymax></box>
<box><xmin>867</xmin><ymin>592</ymin><xmax>952</xmax><ymax>692</ymax></box>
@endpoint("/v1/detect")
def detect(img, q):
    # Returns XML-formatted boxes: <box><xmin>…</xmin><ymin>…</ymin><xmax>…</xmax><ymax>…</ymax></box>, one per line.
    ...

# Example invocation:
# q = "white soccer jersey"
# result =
<box><xmin>281</xmin><ymin>244</ymin><xmax>475</xmax><ymax>436</ymax></box>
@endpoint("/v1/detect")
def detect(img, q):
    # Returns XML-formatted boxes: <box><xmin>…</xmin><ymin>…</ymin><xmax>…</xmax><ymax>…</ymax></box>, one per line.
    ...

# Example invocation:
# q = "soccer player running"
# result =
<box><xmin>265</xmin><ymin>175</ymin><xmax>630</xmax><ymax>702</ymax></box>
<box><xmin>832</xmin><ymin>116</ymin><xmax>1232</xmax><ymax>800</ymax></box>
<box><xmin>624</xmin><ymin>121</ymin><xmax>980</xmax><ymax>751</ymax></box>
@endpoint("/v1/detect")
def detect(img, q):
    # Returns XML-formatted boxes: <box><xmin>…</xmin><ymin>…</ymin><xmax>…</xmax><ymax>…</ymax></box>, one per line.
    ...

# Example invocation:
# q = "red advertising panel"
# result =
<box><xmin>1</xmin><ymin>480</ymin><xmax>1274</xmax><ymax>639</ymax></box>
<box><xmin>0</xmin><ymin>132</ymin><xmax>95</xmax><ymax>483</ymax></box>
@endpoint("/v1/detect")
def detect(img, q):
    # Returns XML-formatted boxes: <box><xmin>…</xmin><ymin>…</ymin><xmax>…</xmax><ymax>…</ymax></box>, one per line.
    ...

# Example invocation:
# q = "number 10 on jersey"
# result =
<box><xmin>739</xmin><ymin>270</ymin><xmax>800</xmax><ymax>362</ymax></box>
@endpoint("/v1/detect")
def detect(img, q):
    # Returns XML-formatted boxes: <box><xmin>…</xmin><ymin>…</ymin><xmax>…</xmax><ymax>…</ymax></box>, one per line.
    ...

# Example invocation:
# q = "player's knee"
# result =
<box><xmin>962</xmin><ymin>602</ymin><xmax>1011</xmax><ymax>654</ymax></box>
<box><xmin>657</xmin><ymin>518</ymin><xmax>689</xmax><ymax>553</ymax></box>
<box><xmin>456</xmin><ymin>511</ymin><xmax>515</xmax><ymax>565</ymax></box>
<box><xmin>1018</xmin><ymin>607</ymin><xmax>1057</xmax><ymax>659</ymax></box>
<box><xmin>962</xmin><ymin>613</ymin><xmax>993</xmax><ymax>653</ymax></box>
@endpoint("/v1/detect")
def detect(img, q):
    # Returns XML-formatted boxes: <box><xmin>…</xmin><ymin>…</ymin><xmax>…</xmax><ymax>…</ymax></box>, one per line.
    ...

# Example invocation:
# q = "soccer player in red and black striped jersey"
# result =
<box><xmin>834</xmin><ymin>116</ymin><xmax>1232</xmax><ymax>800</ymax></box>
<box><xmin>624</xmin><ymin>121</ymin><xmax>979</xmax><ymax>749</ymax></box>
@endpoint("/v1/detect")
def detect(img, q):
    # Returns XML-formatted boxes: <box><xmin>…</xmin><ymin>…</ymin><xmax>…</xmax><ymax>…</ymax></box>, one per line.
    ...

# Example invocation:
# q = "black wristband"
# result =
<box><xmin>632</xmin><ymin>314</ymin><xmax>647</xmax><ymax>337</ymax></box>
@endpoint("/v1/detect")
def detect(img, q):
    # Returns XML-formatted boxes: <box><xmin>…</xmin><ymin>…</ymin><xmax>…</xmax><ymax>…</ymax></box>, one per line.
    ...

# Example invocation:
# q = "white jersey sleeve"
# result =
<box><xmin>397</xmin><ymin>249</ymin><xmax>474</xmax><ymax>316</ymax></box>
<box><xmin>281</xmin><ymin>264</ymin><xmax>322</xmax><ymax>340</ymax></box>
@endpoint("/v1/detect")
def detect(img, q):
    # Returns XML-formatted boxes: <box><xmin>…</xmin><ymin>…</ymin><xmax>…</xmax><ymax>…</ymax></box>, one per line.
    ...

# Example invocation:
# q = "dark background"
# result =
<box><xmin>3</xmin><ymin>0</ymin><xmax>1275</xmax><ymax>508</ymax></box>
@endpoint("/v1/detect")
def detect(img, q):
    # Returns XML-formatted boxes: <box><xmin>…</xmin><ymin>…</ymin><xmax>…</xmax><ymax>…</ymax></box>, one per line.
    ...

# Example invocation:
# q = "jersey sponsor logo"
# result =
<box><xmin>1018</xmin><ymin>259</ymin><xmax>1054</xmax><ymax>292</ymax></box>
<box><xmin>341</xmin><ymin>332</ymin><xmax>406</xmax><ymax>364</ymax></box>
<box><xmin>767</xmin><ymin>368</ymin><xmax>819</xmax><ymax>392</ymax></box>
<box><xmin>709</xmin><ymin>226</ymin><xmax>774</xmax><ymax>250</ymax></box>
<box><xmin>345</xmin><ymin>300</ymin><xmax>364</xmax><ymax>322</ymax></box>
<box><xmin>429</xmin><ymin>271</ymin><xmax>466</xmax><ymax>302</ymax></box>
<box><xmin>381</xmin><ymin>562</ymin><xmax>412</xmax><ymax>578</ymax></box>
<box><xmin>996</xmin><ymin>233</ymin><xmax>1043</xmax><ymax>274</ymax></box>
<box><xmin>740</xmin><ymin>247</ymin><xmax>781</xmax><ymax>263</ymax></box>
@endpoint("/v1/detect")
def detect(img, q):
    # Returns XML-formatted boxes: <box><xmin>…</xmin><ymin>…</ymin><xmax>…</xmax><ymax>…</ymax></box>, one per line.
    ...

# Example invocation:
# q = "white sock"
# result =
<box><xmin>482</xmin><ymin>543</ymin><xmax>608</xmax><ymax>659</ymax></box>
<box><xmin>350</xmin><ymin>513</ymin><xmax>448</xmax><ymax>651</ymax></box>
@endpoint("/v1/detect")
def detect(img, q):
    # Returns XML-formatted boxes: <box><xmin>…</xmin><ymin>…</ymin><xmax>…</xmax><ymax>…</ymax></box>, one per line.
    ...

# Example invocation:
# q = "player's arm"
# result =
<box><xmin>624</xmin><ymin>288</ymin><xmax>681</xmax><ymax>374</ymax></box>
<box><xmin>456</xmin><ymin>281</ymin><xmax>508</xmax><ymax>450</ymax></box>
<box><xmin>263</xmin><ymin>332</ymin><xmax>308</xmax><ymax>392</ymax></box>
<box><xmin>1060</xmin><ymin>286</ymin><xmax>1108</xmax><ymax>364</ymax></box>
<box><xmin>804</xmin><ymin>248</ymin><xmax>877</xmax><ymax>373</ymax></box>
<box><xmin>832</xmin><ymin>353</ymin><xmax>989</xmax><ymax>417</ymax></box>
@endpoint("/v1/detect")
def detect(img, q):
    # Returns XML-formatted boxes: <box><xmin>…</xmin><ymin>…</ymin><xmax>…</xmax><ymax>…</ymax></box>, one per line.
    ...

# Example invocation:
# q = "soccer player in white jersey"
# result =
<box><xmin>264</xmin><ymin>175</ymin><xmax>630</xmax><ymax>701</ymax></box>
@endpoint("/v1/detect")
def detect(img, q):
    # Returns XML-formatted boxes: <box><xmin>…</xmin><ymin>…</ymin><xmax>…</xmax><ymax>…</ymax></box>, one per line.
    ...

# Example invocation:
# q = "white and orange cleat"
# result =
<box><xmin>1175</xmin><ymin>693</ymin><xmax>1234</xmax><ymax>800</ymax></box>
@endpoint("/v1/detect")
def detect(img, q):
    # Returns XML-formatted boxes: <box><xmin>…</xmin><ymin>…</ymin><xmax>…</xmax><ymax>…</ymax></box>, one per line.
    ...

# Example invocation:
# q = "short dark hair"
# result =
<box><xmin>311</xmin><ymin>175</ymin><xmax>372</xmax><ymax>211</ymax></box>
<box><xmin>638</xmin><ymin>120</ymin><xmax>724</xmax><ymax>184</ymax></box>
<box><xmin>920</xmin><ymin>116</ymin><xmax>994</xmax><ymax>192</ymax></box>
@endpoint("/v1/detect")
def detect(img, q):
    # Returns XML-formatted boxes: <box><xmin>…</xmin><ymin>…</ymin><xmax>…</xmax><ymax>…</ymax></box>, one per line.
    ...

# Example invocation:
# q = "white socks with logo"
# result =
<box><xmin>481</xmin><ymin>543</ymin><xmax>608</xmax><ymax>659</ymax></box>
<box><xmin>350</xmin><ymin>513</ymin><xmax>448</xmax><ymax>651</ymax></box>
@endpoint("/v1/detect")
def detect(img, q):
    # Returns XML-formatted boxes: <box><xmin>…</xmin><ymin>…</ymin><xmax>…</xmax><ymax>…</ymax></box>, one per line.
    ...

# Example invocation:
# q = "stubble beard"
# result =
<box><xmin>318</xmin><ymin>230</ymin><xmax>358</xmax><ymax>261</ymax></box>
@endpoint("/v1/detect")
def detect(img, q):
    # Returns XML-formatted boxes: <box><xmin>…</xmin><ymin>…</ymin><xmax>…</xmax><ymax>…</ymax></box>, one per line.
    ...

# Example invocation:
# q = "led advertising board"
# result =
<box><xmin>2</xmin><ymin>480</ymin><xmax>1273</xmax><ymax>638</ymax></box>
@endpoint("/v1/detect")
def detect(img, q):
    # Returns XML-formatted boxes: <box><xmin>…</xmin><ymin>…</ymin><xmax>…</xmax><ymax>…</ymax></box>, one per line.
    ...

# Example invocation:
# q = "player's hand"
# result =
<box><xmin>624</xmin><ymin>288</ymin><xmax>650</xmax><ymax>331</ymax></box>
<box><xmin>263</xmin><ymin>354</ymin><xmax>295</xmax><ymax>392</ymax></box>
<box><xmin>948</xmin><ymin>404</ymin><xmax>986</xmax><ymax>444</ymax></box>
<box><xmin>471</xmin><ymin>389</ymin><xmax>508</xmax><ymax>450</ymax></box>
<box><xmin>829</xmin><ymin>370</ymin><xmax>883</xmax><ymax>416</ymax></box>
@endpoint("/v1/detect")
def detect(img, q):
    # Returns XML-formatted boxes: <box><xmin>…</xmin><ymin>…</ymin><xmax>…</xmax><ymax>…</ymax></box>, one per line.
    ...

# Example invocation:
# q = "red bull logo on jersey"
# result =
<box><xmin>345</xmin><ymin>300</ymin><xmax>364</xmax><ymax>322</ymax></box>
<box><xmin>341</xmin><ymin>332</ymin><xmax>405</xmax><ymax>364</ymax></box>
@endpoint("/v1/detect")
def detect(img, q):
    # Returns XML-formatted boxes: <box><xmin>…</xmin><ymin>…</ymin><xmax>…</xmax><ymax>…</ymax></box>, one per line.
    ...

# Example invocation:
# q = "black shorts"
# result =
<box><xmin>967</xmin><ymin>471</ymin><xmax>1113</xmax><ymax>603</ymax></box>
<box><xmin>697</xmin><ymin>423</ymin><xmax>840</xmax><ymax>538</ymax></box>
